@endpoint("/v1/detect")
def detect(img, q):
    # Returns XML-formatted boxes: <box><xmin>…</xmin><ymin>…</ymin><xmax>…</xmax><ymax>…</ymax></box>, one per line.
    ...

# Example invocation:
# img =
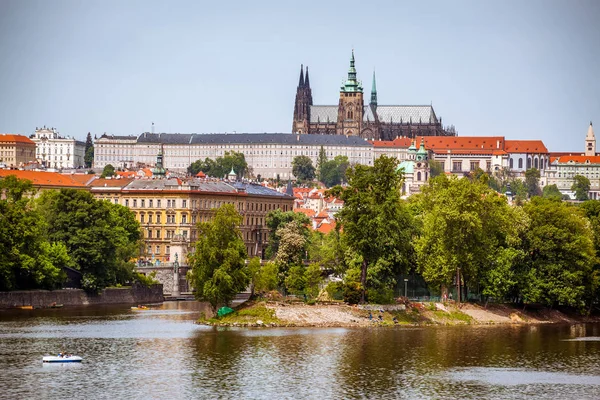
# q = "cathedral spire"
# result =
<box><xmin>298</xmin><ymin>64</ymin><xmax>305</xmax><ymax>88</ymax></box>
<box><xmin>305</xmin><ymin>66</ymin><xmax>310</xmax><ymax>88</ymax></box>
<box><xmin>341</xmin><ymin>49</ymin><xmax>363</xmax><ymax>93</ymax></box>
<box><xmin>370</xmin><ymin>70</ymin><xmax>377</xmax><ymax>107</ymax></box>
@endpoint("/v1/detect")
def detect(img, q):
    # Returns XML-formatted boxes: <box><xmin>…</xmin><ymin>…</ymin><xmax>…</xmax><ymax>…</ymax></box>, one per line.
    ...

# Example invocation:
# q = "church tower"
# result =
<box><xmin>585</xmin><ymin>121</ymin><xmax>596</xmax><ymax>156</ymax></box>
<box><xmin>336</xmin><ymin>50</ymin><xmax>364</xmax><ymax>136</ymax></box>
<box><xmin>292</xmin><ymin>65</ymin><xmax>313</xmax><ymax>134</ymax></box>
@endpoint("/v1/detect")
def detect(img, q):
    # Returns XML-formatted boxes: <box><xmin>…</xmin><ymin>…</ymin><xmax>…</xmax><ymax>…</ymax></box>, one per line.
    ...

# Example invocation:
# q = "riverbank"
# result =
<box><xmin>200</xmin><ymin>300</ymin><xmax>600</xmax><ymax>327</ymax></box>
<box><xmin>0</xmin><ymin>285</ymin><xmax>164</xmax><ymax>309</ymax></box>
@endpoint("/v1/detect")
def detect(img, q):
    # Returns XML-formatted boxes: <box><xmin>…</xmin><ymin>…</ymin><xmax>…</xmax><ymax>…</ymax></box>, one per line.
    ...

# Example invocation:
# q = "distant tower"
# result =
<box><xmin>370</xmin><ymin>70</ymin><xmax>377</xmax><ymax>108</ymax></box>
<box><xmin>152</xmin><ymin>144</ymin><xmax>166</xmax><ymax>178</ymax></box>
<box><xmin>292</xmin><ymin>65</ymin><xmax>313</xmax><ymax>134</ymax></box>
<box><xmin>337</xmin><ymin>50</ymin><xmax>364</xmax><ymax>136</ymax></box>
<box><xmin>585</xmin><ymin>121</ymin><xmax>596</xmax><ymax>156</ymax></box>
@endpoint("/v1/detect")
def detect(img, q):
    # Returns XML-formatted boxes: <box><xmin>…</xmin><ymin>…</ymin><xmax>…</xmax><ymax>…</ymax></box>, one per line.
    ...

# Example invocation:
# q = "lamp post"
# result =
<box><xmin>404</xmin><ymin>278</ymin><xmax>409</xmax><ymax>298</ymax></box>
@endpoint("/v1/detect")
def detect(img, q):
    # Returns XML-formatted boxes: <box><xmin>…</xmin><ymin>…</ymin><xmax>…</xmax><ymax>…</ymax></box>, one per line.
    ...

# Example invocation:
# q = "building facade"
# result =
<box><xmin>89</xmin><ymin>177</ymin><xmax>294</xmax><ymax>262</ymax></box>
<box><xmin>94</xmin><ymin>133</ymin><xmax>374</xmax><ymax>178</ymax></box>
<box><xmin>292</xmin><ymin>51</ymin><xmax>456</xmax><ymax>140</ymax></box>
<box><xmin>0</xmin><ymin>134</ymin><xmax>36</xmax><ymax>168</ymax></box>
<box><xmin>30</xmin><ymin>126</ymin><xmax>86</xmax><ymax>169</ymax></box>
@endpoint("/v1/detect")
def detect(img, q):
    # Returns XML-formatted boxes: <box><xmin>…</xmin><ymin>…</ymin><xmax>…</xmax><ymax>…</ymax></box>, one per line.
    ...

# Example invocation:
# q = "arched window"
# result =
<box><xmin>534</xmin><ymin>158</ymin><xmax>539</xmax><ymax>169</ymax></box>
<box><xmin>518</xmin><ymin>158</ymin><xmax>523</xmax><ymax>169</ymax></box>
<box><xmin>527</xmin><ymin>158</ymin><xmax>531</xmax><ymax>169</ymax></box>
<box><xmin>509</xmin><ymin>158</ymin><xmax>514</xmax><ymax>169</ymax></box>
<box><xmin>417</xmin><ymin>172</ymin><xmax>422</xmax><ymax>181</ymax></box>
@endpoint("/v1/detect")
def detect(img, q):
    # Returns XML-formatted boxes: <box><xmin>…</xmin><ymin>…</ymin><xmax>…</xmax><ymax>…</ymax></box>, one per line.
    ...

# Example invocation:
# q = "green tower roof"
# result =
<box><xmin>341</xmin><ymin>50</ymin><xmax>363</xmax><ymax>93</ymax></box>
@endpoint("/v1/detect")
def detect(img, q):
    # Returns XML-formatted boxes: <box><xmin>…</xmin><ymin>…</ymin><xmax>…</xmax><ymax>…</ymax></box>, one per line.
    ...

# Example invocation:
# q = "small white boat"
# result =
<box><xmin>42</xmin><ymin>355</ymin><xmax>83</xmax><ymax>363</ymax></box>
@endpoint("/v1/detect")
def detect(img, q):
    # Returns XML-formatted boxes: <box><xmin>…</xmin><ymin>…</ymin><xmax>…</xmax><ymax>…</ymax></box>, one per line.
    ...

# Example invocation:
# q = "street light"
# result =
<box><xmin>404</xmin><ymin>278</ymin><xmax>409</xmax><ymax>298</ymax></box>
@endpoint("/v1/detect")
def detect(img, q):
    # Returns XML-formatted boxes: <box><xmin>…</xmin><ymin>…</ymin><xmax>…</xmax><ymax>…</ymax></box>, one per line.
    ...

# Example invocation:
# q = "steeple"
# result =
<box><xmin>298</xmin><ymin>64</ymin><xmax>305</xmax><ymax>88</ymax></box>
<box><xmin>305</xmin><ymin>66</ymin><xmax>310</xmax><ymax>88</ymax></box>
<box><xmin>341</xmin><ymin>50</ymin><xmax>363</xmax><ymax>93</ymax></box>
<box><xmin>370</xmin><ymin>70</ymin><xmax>377</xmax><ymax>107</ymax></box>
<box><xmin>585</xmin><ymin>121</ymin><xmax>596</xmax><ymax>156</ymax></box>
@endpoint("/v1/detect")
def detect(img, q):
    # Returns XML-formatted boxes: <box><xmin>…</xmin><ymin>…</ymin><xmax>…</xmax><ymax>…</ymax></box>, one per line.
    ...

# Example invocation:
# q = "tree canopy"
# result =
<box><xmin>572</xmin><ymin>175</ymin><xmax>591</xmax><ymax>201</ymax></box>
<box><xmin>84</xmin><ymin>132</ymin><xmax>94</xmax><ymax>168</ymax></box>
<box><xmin>188</xmin><ymin>204</ymin><xmax>249</xmax><ymax>311</ymax></box>
<box><xmin>187</xmin><ymin>151</ymin><xmax>248</xmax><ymax>179</ymax></box>
<box><xmin>292</xmin><ymin>155</ymin><xmax>316</xmax><ymax>183</ymax></box>
<box><xmin>101</xmin><ymin>164</ymin><xmax>115</xmax><ymax>178</ymax></box>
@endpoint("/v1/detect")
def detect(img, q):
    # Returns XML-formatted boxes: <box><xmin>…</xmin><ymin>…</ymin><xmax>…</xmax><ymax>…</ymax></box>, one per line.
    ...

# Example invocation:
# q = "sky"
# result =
<box><xmin>0</xmin><ymin>0</ymin><xmax>599</xmax><ymax>152</ymax></box>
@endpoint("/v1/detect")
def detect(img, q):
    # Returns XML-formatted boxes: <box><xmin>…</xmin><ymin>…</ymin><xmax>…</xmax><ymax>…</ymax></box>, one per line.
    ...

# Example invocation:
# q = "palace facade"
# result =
<box><xmin>30</xmin><ymin>126</ymin><xmax>86</xmax><ymax>169</ymax></box>
<box><xmin>292</xmin><ymin>51</ymin><xmax>456</xmax><ymax>141</ymax></box>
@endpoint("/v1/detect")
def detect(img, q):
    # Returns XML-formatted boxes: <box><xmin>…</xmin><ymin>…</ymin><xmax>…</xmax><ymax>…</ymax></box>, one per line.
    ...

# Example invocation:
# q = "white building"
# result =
<box><xmin>30</xmin><ymin>126</ymin><xmax>86</xmax><ymax>169</ymax></box>
<box><xmin>94</xmin><ymin>132</ymin><xmax>374</xmax><ymax>179</ymax></box>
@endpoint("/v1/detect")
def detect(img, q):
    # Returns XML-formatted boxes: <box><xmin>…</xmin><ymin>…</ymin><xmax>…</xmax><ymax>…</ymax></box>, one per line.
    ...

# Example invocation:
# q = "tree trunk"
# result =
<box><xmin>360</xmin><ymin>258</ymin><xmax>368</xmax><ymax>304</ymax></box>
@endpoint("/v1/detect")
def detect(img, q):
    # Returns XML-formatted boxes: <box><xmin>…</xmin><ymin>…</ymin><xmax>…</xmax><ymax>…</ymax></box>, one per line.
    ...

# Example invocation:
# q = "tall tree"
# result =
<box><xmin>330</xmin><ymin>155</ymin><xmax>414</xmax><ymax>303</ymax></box>
<box><xmin>320</xmin><ymin>155</ymin><xmax>350</xmax><ymax>187</ymax></box>
<box><xmin>316</xmin><ymin>146</ymin><xmax>328</xmax><ymax>182</ymax></box>
<box><xmin>84</xmin><ymin>132</ymin><xmax>94</xmax><ymax>168</ymax></box>
<box><xmin>525</xmin><ymin>168</ymin><xmax>542</xmax><ymax>198</ymax></box>
<box><xmin>187</xmin><ymin>151</ymin><xmax>248</xmax><ymax>178</ymax></box>
<box><xmin>542</xmin><ymin>184</ymin><xmax>563</xmax><ymax>201</ymax></box>
<box><xmin>572</xmin><ymin>175</ymin><xmax>591</xmax><ymax>201</ymax></box>
<box><xmin>101</xmin><ymin>164</ymin><xmax>115</xmax><ymax>178</ymax></box>
<box><xmin>36</xmin><ymin>189</ymin><xmax>141</xmax><ymax>292</ymax></box>
<box><xmin>519</xmin><ymin>197</ymin><xmax>596</xmax><ymax>307</ymax></box>
<box><xmin>292</xmin><ymin>155</ymin><xmax>316</xmax><ymax>183</ymax></box>
<box><xmin>188</xmin><ymin>204</ymin><xmax>249</xmax><ymax>312</ymax></box>
<box><xmin>265</xmin><ymin>209</ymin><xmax>310</xmax><ymax>259</ymax></box>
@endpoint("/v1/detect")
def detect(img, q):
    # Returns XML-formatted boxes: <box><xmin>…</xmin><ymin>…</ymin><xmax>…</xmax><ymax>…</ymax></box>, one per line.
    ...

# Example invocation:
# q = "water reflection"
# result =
<box><xmin>0</xmin><ymin>303</ymin><xmax>599</xmax><ymax>399</ymax></box>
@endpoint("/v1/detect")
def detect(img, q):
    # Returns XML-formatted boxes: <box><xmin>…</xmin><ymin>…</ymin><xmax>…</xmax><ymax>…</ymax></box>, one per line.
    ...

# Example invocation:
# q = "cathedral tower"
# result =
<box><xmin>336</xmin><ymin>50</ymin><xmax>364</xmax><ymax>136</ymax></box>
<box><xmin>292</xmin><ymin>65</ymin><xmax>313</xmax><ymax>134</ymax></box>
<box><xmin>585</xmin><ymin>121</ymin><xmax>595</xmax><ymax>156</ymax></box>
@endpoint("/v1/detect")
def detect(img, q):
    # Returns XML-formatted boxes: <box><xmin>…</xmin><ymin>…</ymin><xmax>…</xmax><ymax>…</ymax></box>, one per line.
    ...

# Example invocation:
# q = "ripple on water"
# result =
<box><xmin>448</xmin><ymin>367</ymin><xmax>600</xmax><ymax>386</ymax></box>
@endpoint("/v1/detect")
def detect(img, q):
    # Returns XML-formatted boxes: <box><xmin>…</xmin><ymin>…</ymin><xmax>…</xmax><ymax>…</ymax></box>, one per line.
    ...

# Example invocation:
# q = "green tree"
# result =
<box><xmin>187</xmin><ymin>151</ymin><xmax>248</xmax><ymax>179</ymax></box>
<box><xmin>316</xmin><ymin>146</ymin><xmax>328</xmax><ymax>182</ymax></box>
<box><xmin>525</xmin><ymin>168</ymin><xmax>542</xmax><ymax>198</ymax></box>
<box><xmin>572</xmin><ymin>175</ymin><xmax>591</xmax><ymax>201</ymax></box>
<box><xmin>429</xmin><ymin>160</ymin><xmax>444</xmax><ymax>178</ymax></box>
<box><xmin>292</xmin><ymin>155</ymin><xmax>316</xmax><ymax>183</ymax></box>
<box><xmin>253</xmin><ymin>262</ymin><xmax>279</xmax><ymax>293</ymax></box>
<box><xmin>0</xmin><ymin>176</ymin><xmax>67</xmax><ymax>290</ymax></box>
<box><xmin>304</xmin><ymin>263</ymin><xmax>323</xmax><ymax>298</ymax></box>
<box><xmin>519</xmin><ymin>197</ymin><xmax>596</xmax><ymax>308</ymax></box>
<box><xmin>84</xmin><ymin>132</ymin><xmax>94</xmax><ymax>168</ymax></box>
<box><xmin>329</xmin><ymin>155</ymin><xmax>414</xmax><ymax>303</ymax></box>
<box><xmin>275</xmin><ymin>220</ymin><xmax>309</xmax><ymax>282</ymax></box>
<box><xmin>265</xmin><ymin>209</ymin><xmax>310</xmax><ymax>259</ymax></box>
<box><xmin>285</xmin><ymin>265</ymin><xmax>306</xmax><ymax>295</ymax></box>
<box><xmin>101</xmin><ymin>164</ymin><xmax>115</xmax><ymax>178</ymax></box>
<box><xmin>320</xmin><ymin>156</ymin><xmax>350</xmax><ymax>188</ymax></box>
<box><xmin>188</xmin><ymin>204</ymin><xmax>249</xmax><ymax>312</ymax></box>
<box><xmin>414</xmin><ymin>175</ymin><xmax>523</xmax><ymax>299</ymax></box>
<box><xmin>36</xmin><ymin>189</ymin><xmax>141</xmax><ymax>292</ymax></box>
<box><xmin>542</xmin><ymin>184</ymin><xmax>563</xmax><ymax>201</ymax></box>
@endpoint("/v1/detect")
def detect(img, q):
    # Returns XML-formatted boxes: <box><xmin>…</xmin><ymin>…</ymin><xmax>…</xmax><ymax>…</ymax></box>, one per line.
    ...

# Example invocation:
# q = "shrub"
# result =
<box><xmin>343</xmin><ymin>282</ymin><xmax>362</xmax><ymax>304</ymax></box>
<box><xmin>325</xmin><ymin>281</ymin><xmax>344</xmax><ymax>300</ymax></box>
<box><xmin>367</xmin><ymin>288</ymin><xmax>395</xmax><ymax>304</ymax></box>
<box><xmin>133</xmin><ymin>271</ymin><xmax>159</xmax><ymax>287</ymax></box>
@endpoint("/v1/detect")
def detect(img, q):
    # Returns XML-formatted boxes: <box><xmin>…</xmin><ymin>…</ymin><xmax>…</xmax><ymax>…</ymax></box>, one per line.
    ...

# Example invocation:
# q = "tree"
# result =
<box><xmin>519</xmin><ymin>197</ymin><xmax>596</xmax><ymax>308</ymax></box>
<box><xmin>36</xmin><ymin>189</ymin><xmax>141</xmax><ymax>292</ymax></box>
<box><xmin>542</xmin><ymin>184</ymin><xmax>563</xmax><ymax>201</ymax></box>
<box><xmin>275</xmin><ymin>221</ymin><xmax>309</xmax><ymax>283</ymax></box>
<box><xmin>320</xmin><ymin>156</ymin><xmax>350</xmax><ymax>187</ymax></box>
<box><xmin>292</xmin><ymin>155</ymin><xmax>316</xmax><ymax>183</ymax></box>
<box><xmin>188</xmin><ymin>204</ymin><xmax>249</xmax><ymax>312</ymax></box>
<box><xmin>304</xmin><ymin>263</ymin><xmax>323</xmax><ymax>298</ymax></box>
<box><xmin>414</xmin><ymin>175</ymin><xmax>523</xmax><ymax>300</ymax></box>
<box><xmin>265</xmin><ymin>209</ymin><xmax>310</xmax><ymax>259</ymax></box>
<box><xmin>187</xmin><ymin>151</ymin><xmax>248</xmax><ymax>179</ymax></box>
<box><xmin>329</xmin><ymin>155</ymin><xmax>414</xmax><ymax>303</ymax></box>
<box><xmin>253</xmin><ymin>262</ymin><xmax>279</xmax><ymax>293</ymax></box>
<box><xmin>429</xmin><ymin>160</ymin><xmax>444</xmax><ymax>178</ymax></box>
<box><xmin>84</xmin><ymin>132</ymin><xmax>94</xmax><ymax>168</ymax></box>
<box><xmin>101</xmin><ymin>164</ymin><xmax>115</xmax><ymax>178</ymax></box>
<box><xmin>0</xmin><ymin>176</ymin><xmax>67</xmax><ymax>290</ymax></box>
<box><xmin>316</xmin><ymin>146</ymin><xmax>328</xmax><ymax>182</ymax></box>
<box><xmin>572</xmin><ymin>175</ymin><xmax>591</xmax><ymax>201</ymax></box>
<box><xmin>525</xmin><ymin>168</ymin><xmax>542</xmax><ymax>198</ymax></box>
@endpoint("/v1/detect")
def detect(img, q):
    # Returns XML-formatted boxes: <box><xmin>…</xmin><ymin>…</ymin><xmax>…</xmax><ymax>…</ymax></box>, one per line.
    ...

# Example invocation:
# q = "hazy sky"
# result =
<box><xmin>1</xmin><ymin>0</ymin><xmax>599</xmax><ymax>151</ymax></box>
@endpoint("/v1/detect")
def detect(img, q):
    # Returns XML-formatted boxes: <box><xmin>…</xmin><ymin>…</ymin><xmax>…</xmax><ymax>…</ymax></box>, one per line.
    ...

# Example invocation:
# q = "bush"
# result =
<box><xmin>133</xmin><ymin>271</ymin><xmax>159</xmax><ymax>287</ymax></box>
<box><xmin>367</xmin><ymin>288</ymin><xmax>395</xmax><ymax>304</ymax></box>
<box><xmin>325</xmin><ymin>281</ymin><xmax>344</xmax><ymax>300</ymax></box>
<box><xmin>343</xmin><ymin>282</ymin><xmax>362</xmax><ymax>304</ymax></box>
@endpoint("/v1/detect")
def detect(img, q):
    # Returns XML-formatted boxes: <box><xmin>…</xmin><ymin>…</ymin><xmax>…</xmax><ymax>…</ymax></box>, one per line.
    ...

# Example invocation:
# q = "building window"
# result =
<box><xmin>148</xmin><ymin>215</ymin><xmax>152</xmax><ymax>223</ymax></box>
<box><xmin>133</xmin><ymin>199</ymin><xmax>137</xmax><ymax>208</ymax></box>
<box><xmin>509</xmin><ymin>158</ymin><xmax>514</xmax><ymax>169</ymax></box>
<box><xmin>470</xmin><ymin>161</ymin><xmax>479</xmax><ymax>171</ymax></box>
<box><xmin>518</xmin><ymin>158</ymin><xmax>523</xmax><ymax>169</ymax></box>
<box><xmin>417</xmin><ymin>172</ymin><xmax>422</xmax><ymax>181</ymax></box>
<box><xmin>452</xmin><ymin>161</ymin><xmax>462</xmax><ymax>172</ymax></box>
<box><xmin>149</xmin><ymin>199</ymin><xmax>153</xmax><ymax>208</ymax></box>
<box><xmin>182</xmin><ymin>214</ymin><xmax>187</xmax><ymax>224</ymax></box>
<box><xmin>486</xmin><ymin>161</ymin><xmax>491</xmax><ymax>171</ymax></box>
<box><xmin>140</xmin><ymin>214</ymin><xmax>145</xmax><ymax>223</ymax></box>
<box><xmin>156</xmin><ymin>214</ymin><xmax>161</xmax><ymax>223</ymax></box>
<box><xmin>183</xmin><ymin>200</ymin><xmax>187</xmax><ymax>208</ymax></box>
<box><xmin>192</xmin><ymin>215</ymin><xmax>197</xmax><ymax>223</ymax></box>
<box><xmin>156</xmin><ymin>246</ymin><xmax>160</xmax><ymax>254</ymax></box>
<box><xmin>166</xmin><ymin>246</ymin><xmax>170</xmax><ymax>254</ymax></box>
<box><xmin>141</xmin><ymin>199</ymin><xmax>145</xmax><ymax>208</ymax></box>
<box><xmin>147</xmin><ymin>229</ymin><xmax>152</xmax><ymax>238</ymax></box>
<box><xmin>527</xmin><ymin>158</ymin><xmax>531</xmax><ymax>169</ymax></box>
<box><xmin>157</xmin><ymin>200</ymin><xmax>161</xmax><ymax>208</ymax></box>
<box><xmin>534</xmin><ymin>158</ymin><xmax>539</xmax><ymax>169</ymax></box>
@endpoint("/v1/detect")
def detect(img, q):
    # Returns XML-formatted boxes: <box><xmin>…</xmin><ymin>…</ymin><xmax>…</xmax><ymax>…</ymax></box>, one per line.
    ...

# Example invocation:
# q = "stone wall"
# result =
<box><xmin>137</xmin><ymin>266</ymin><xmax>190</xmax><ymax>295</ymax></box>
<box><xmin>0</xmin><ymin>284</ymin><xmax>163</xmax><ymax>309</ymax></box>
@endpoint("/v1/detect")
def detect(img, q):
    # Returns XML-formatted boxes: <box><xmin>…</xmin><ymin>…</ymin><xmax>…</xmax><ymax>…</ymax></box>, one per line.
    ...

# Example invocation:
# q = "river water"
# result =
<box><xmin>1</xmin><ymin>302</ymin><xmax>599</xmax><ymax>399</ymax></box>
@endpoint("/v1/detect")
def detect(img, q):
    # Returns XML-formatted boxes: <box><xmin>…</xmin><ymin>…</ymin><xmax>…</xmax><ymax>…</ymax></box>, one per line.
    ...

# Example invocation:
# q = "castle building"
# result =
<box><xmin>292</xmin><ymin>51</ymin><xmax>455</xmax><ymax>140</ymax></box>
<box><xmin>0</xmin><ymin>134</ymin><xmax>36</xmax><ymax>168</ymax></box>
<box><xmin>30</xmin><ymin>126</ymin><xmax>86</xmax><ymax>169</ymax></box>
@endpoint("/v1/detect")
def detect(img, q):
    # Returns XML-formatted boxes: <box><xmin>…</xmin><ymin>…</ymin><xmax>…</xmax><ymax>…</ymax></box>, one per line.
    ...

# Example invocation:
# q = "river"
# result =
<box><xmin>1</xmin><ymin>302</ymin><xmax>599</xmax><ymax>399</ymax></box>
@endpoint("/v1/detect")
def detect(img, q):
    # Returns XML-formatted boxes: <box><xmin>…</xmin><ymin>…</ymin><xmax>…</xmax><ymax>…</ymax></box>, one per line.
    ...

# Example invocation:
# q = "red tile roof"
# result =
<box><xmin>0</xmin><ymin>170</ymin><xmax>87</xmax><ymax>188</ymax></box>
<box><xmin>504</xmin><ymin>140</ymin><xmax>548</xmax><ymax>154</ymax></box>
<box><xmin>0</xmin><ymin>134</ymin><xmax>36</xmax><ymax>145</ymax></box>
<box><xmin>316</xmin><ymin>221</ymin><xmax>336</xmax><ymax>234</ymax></box>
<box><xmin>370</xmin><ymin>136</ymin><xmax>507</xmax><ymax>153</ymax></box>
<box><xmin>195</xmin><ymin>171</ymin><xmax>206</xmax><ymax>178</ymax></box>
<box><xmin>89</xmin><ymin>178</ymin><xmax>135</xmax><ymax>188</ymax></box>
<box><xmin>294</xmin><ymin>208</ymin><xmax>316</xmax><ymax>218</ymax></box>
<box><xmin>553</xmin><ymin>155</ymin><xmax>600</xmax><ymax>164</ymax></box>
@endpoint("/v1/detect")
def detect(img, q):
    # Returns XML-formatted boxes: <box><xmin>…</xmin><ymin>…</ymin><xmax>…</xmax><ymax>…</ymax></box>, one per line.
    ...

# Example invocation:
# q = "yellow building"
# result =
<box><xmin>0</xmin><ymin>134</ymin><xmax>36</xmax><ymax>168</ymax></box>
<box><xmin>89</xmin><ymin>177</ymin><xmax>294</xmax><ymax>264</ymax></box>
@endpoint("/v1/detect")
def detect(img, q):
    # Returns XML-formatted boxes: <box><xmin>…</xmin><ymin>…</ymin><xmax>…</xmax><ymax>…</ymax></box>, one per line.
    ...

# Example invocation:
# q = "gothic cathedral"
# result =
<box><xmin>292</xmin><ymin>51</ymin><xmax>456</xmax><ymax>141</ymax></box>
